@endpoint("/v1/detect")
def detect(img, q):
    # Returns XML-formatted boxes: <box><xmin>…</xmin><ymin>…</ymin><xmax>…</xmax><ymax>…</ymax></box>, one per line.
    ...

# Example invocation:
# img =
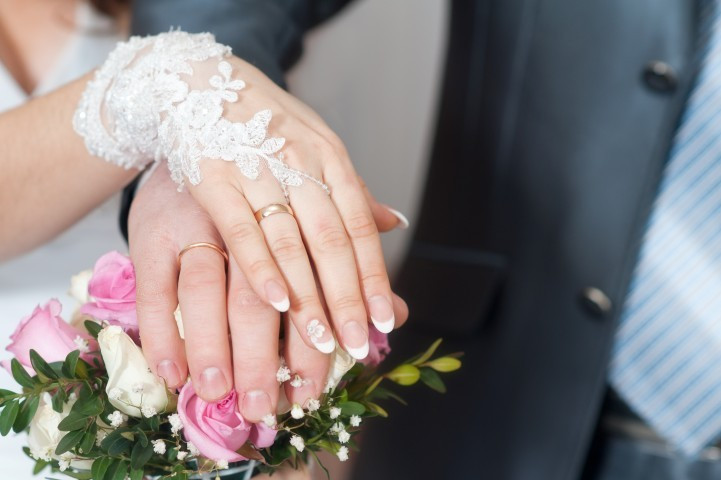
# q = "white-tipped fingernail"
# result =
<box><xmin>266</xmin><ymin>280</ymin><xmax>290</xmax><ymax>312</ymax></box>
<box><xmin>369</xmin><ymin>295</ymin><xmax>395</xmax><ymax>333</ymax></box>
<box><xmin>346</xmin><ymin>342</ymin><xmax>370</xmax><ymax>360</ymax></box>
<box><xmin>307</xmin><ymin>319</ymin><xmax>336</xmax><ymax>354</ymax></box>
<box><xmin>386</xmin><ymin>207</ymin><xmax>409</xmax><ymax>230</ymax></box>
<box><xmin>342</xmin><ymin>321</ymin><xmax>369</xmax><ymax>360</ymax></box>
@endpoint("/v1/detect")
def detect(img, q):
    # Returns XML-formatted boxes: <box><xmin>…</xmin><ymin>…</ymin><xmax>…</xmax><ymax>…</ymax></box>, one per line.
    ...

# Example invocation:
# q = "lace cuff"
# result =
<box><xmin>74</xmin><ymin>31</ymin><xmax>328</xmax><ymax>194</ymax></box>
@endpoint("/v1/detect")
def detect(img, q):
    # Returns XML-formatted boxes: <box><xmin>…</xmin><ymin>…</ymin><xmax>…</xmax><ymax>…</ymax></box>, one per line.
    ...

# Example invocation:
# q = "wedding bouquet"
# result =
<box><xmin>0</xmin><ymin>252</ymin><xmax>461</xmax><ymax>479</ymax></box>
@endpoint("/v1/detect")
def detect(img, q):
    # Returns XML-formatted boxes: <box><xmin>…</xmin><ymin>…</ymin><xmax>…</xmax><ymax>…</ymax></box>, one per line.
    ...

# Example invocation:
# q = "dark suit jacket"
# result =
<box><xmin>126</xmin><ymin>1</ymin><xmax>701</xmax><ymax>479</ymax></box>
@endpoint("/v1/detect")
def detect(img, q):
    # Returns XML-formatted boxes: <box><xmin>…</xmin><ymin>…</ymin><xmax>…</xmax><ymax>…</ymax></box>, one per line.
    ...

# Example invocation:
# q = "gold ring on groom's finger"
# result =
<box><xmin>177</xmin><ymin>242</ymin><xmax>229</xmax><ymax>269</ymax></box>
<box><xmin>254</xmin><ymin>203</ymin><xmax>295</xmax><ymax>223</ymax></box>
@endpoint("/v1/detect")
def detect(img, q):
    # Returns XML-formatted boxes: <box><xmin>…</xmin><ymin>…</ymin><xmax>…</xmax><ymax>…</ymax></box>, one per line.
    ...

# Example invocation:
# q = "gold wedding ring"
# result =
<box><xmin>254</xmin><ymin>203</ymin><xmax>295</xmax><ymax>223</ymax></box>
<box><xmin>177</xmin><ymin>242</ymin><xmax>229</xmax><ymax>269</ymax></box>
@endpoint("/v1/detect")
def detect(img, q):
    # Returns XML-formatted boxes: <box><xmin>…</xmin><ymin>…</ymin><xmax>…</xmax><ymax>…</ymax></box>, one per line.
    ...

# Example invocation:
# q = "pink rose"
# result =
<box><xmin>362</xmin><ymin>326</ymin><xmax>391</xmax><ymax>366</ymax></box>
<box><xmin>177</xmin><ymin>382</ymin><xmax>276</xmax><ymax>462</ymax></box>
<box><xmin>5</xmin><ymin>300</ymin><xmax>97</xmax><ymax>373</ymax></box>
<box><xmin>80</xmin><ymin>251</ymin><xmax>138</xmax><ymax>340</ymax></box>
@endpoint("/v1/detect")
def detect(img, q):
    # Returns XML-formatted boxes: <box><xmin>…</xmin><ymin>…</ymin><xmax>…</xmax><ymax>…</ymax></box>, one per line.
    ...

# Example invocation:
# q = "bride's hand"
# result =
<box><xmin>182</xmin><ymin>56</ymin><xmax>404</xmax><ymax>360</ymax></box>
<box><xmin>128</xmin><ymin>165</ymin><xmax>408</xmax><ymax>421</ymax></box>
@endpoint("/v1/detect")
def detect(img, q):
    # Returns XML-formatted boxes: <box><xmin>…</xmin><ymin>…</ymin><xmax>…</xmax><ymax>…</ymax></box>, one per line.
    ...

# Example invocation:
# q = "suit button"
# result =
<box><xmin>579</xmin><ymin>287</ymin><xmax>613</xmax><ymax>317</ymax></box>
<box><xmin>643</xmin><ymin>61</ymin><xmax>678</xmax><ymax>93</ymax></box>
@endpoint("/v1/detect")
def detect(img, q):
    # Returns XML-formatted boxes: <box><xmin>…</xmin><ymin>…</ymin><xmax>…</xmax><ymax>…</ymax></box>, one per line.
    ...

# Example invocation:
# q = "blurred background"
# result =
<box><xmin>0</xmin><ymin>0</ymin><xmax>448</xmax><ymax>477</ymax></box>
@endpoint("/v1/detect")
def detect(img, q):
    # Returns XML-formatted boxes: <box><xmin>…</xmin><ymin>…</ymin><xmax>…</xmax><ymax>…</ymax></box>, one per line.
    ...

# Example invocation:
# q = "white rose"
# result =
<box><xmin>68</xmin><ymin>269</ymin><xmax>94</xmax><ymax>304</ymax></box>
<box><xmin>28</xmin><ymin>393</ymin><xmax>93</xmax><ymax>470</ymax></box>
<box><xmin>98</xmin><ymin>326</ymin><xmax>175</xmax><ymax>418</ymax></box>
<box><xmin>324</xmin><ymin>342</ymin><xmax>356</xmax><ymax>393</ymax></box>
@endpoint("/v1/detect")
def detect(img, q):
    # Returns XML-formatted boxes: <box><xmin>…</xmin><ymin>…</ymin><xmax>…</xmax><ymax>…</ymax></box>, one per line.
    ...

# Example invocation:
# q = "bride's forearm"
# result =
<box><xmin>0</xmin><ymin>74</ymin><xmax>137</xmax><ymax>260</ymax></box>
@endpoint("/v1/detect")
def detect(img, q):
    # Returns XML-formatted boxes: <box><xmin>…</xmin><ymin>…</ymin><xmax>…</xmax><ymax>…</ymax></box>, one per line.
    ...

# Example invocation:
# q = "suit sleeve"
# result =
<box><xmin>119</xmin><ymin>0</ymin><xmax>354</xmax><ymax>241</ymax></box>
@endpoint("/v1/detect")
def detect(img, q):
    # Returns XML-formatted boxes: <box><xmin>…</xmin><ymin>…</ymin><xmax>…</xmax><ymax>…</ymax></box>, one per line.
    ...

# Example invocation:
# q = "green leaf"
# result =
<box><xmin>78</xmin><ymin>422</ymin><xmax>98</xmax><ymax>455</ymax></box>
<box><xmin>133</xmin><ymin>426</ymin><xmax>148</xmax><ymax>447</ymax></box>
<box><xmin>103</xmin><ymin>431</ymin><xmax>132</xmax><ymax>456</ymax></box>
<box><xmin>13</xmin><ymin>395</ymin><xmax>39</xmax><ymax>432</ymax></box>
<box><xmin>337</xmin><ymin>401</ymin><xmax>366</xmax><ymax>416</ymax></box>
<box><xmin>29</xmin><ymin>350</ymin><xmax>58</xmax><ymax>381</ymax></box>
<box><xmin>52</xmin><ymin>387</ymin><xmax>67</xmax><ymax>413</ymax></box>
<box><xmin>0</xmin><ymin>399</ymin><xmax>20</xmax><ymax>435</ymax></box>
<box><xmin>366</xmin><ymin>401</ymin><xmax>388</xmax><ymax>418</ymax></box>
<box><xmin>62</xmin><ymin>350</ymin><xmax>81</xmax><ymax>378</ymax></box>
<box><xmin>130</xmin><ymin>441</ymin><xmax>154</xmax><ymax>470</ymax></box>
<box><xmin>112</xmin><ymin>459</ymin><xmax>130</xmax><ymax>480</ymax></box>
<box><xmin>385</xmin><ymin>364</ymin><xmax>421</xmax><ymax>386</ymax></box>
<box><xmin>411</xmin><ymin>338</ymin><xmax>443</xmax><ymax>366</ymax></box>
<box><xmin>71</xmin><ymin>394</ymin><xmax>103</xmax><ymax>417</ymax></box>
<box><xmin>129</xmin><ymin>469</ymin><xmax>144</xmax><ymax>480</ymax></box>
<box><xmin>91</xmin><ymin>456</ymin><xmax>113</xmax><ymax>480</ymax></box>
<box><xmin>85</xmin><ymin>320</ymin><xmax>103</xmax><ymax>339</ymax></box>
<box><xmin>10</xmin><ymin>359</ymin><xmax>35</xmax><ymax>388</ymax></box>
<box><xmin>148</xmin><ymin>414</ymin><xmax>160</xmax><ymax>431</ymax></box>
<box><xmin>420</xmin><ymin>367</ymin><xmax>447</xmax><ymax>393</ymax></box>
<box><xmin>0</xmin><ymin>389</ymin><xmax>17</xmax><ymax>401</ymax></box>
<box><xmin>32</xmin><ymin>458</ymin><xmax>49</xmax><ymax>475</ymax></box>
<box><xmin>58</xmin><ymin>412</ymin><xmax>90</xmax><ymax>432</ymax></box>
<box><xmin>425</xmin><ymin>356</ymin><xmax>462</xmax><ymax>373</ymax></box>
<box><xmin>55</xmin><ymin>429</ymin><xmax>85</xmax><ymax>455</ymax></box>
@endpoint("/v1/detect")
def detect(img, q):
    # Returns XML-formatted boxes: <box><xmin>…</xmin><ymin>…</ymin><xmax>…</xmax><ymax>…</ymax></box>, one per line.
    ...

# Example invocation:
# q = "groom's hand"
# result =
<box><xmin>128</xmin><ymin>165</ymin><xmax>409</xmax><ymax>420</ymax></box>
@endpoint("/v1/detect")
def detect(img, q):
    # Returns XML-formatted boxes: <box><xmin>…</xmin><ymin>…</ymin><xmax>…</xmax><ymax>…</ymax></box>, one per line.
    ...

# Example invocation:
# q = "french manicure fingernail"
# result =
<box><xmin>307</xmin><ymin>319</ymin><xmax>336</xmax><ymax>354</ymax></box>
<box><xmin>266</xmin><ymin>280</ymin><xmax>290</xmax><ymax>312</ymax></box>
<box><xmin>368</xmin><ymin>295</ymin><xmax>395</xmax><ymax>333</ymax></box>
<box><xmin>342</xmin><ymin>321</ymin><xmax>369</xmax><ymax>360</ymax></box>
<box><xmin>242</xmin><ymin>390</ymin><xmax>272</xmax><ymax>422</ymax></box>
<box><xmin>198</xmin><ymin>367</ymin><xmax>229</xmax><ymax>401</ymax></box>
<box><xmin>385</xmin><ymin>206</ymin><xmax>410</xmax><ymax>230</ymax></box>
<box><xmin>157</xmin><ymin>360</ymin><xmax>182</xmax><ymax>388</ymax></box>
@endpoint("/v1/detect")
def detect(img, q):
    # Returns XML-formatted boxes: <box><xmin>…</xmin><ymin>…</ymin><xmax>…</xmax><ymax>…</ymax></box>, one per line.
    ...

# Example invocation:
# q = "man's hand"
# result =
<box><xmin>128</xmin><ymin>165</ymin><xmax>408</xmax><ymax>422</ymax></box>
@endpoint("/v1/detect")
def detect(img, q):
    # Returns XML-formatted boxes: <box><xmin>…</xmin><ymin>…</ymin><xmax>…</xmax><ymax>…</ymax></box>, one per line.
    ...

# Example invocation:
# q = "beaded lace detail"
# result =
<box><xmin>74</xmin><ymin>31</ymin><xmax>329</xmax><ymax>194</ymax></box>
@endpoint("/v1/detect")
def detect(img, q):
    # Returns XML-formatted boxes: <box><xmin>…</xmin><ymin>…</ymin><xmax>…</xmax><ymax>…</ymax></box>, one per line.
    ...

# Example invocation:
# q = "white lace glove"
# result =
<box><xmin>73</xmin><ymin>31</ymin><xmax>327</xmax><ymax>195</ymax></box>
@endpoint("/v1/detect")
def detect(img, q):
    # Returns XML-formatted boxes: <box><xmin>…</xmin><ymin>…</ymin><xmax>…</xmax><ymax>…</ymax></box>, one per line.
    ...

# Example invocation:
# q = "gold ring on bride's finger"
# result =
<box><xmin>254</xmin><ymin>203</ymin><xmax>295</xmax><ymax>223</ymax></box>
<box><xmin>177</xmin><ymin>242</ymin><xmax>229</xmax><ymax>269</ymax></box>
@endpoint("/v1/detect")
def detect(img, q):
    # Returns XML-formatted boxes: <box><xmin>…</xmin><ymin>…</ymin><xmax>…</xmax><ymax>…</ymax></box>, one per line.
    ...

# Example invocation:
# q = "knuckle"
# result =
<box><xmin>227</xmin><ymin>221</ymin><xmax>261</xmax><ymax>246</ymax></box>
<box><xmin>360</xmin><ymin>270</ymin><xmax>388</xmax><ymax>288</ymax></box>
<box><xmin>247</xmin><ymin>258</ymin><xmax>274</xmax><ymax>277</ymax></box>
<box><xmin>269</xmin><ymin>234</ymin><xmax>306</xmax><ymax>262</ymax></box>
<box><xmin>292</xmin><ymin>293</ymin><xmax>319</xmax><ymax>312</ymax></box>
<box><xmin>330</xmin><ymin>293</ymin><xmax>365</xmax><ymax>313</ymax></box>
<box><xmin>233</xmin><ymin>287</ymin><xmax>264</xmax><ymax>308</ymax></box>
<box><xmin>315</xmin><ymin>224</ymin><xmax>351</xmax><ymax>253</ymax></box>
<box><xmin>345</xmin><ymin>212</ymin><xmax>378</xmax><ymax>240</ymax></box>
<box><xmin>180</xmin><ymin>262</ymin><xmax>223</xmax><ymax>290</ymax></box>
<box><xmin>135</xmin><ymin>281</ymin><xmax>173</xmax><ymax>311</ymax></box>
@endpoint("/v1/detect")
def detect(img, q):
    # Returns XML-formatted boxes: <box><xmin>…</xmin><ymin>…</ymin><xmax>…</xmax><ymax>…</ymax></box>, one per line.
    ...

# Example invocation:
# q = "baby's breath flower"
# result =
<box><xmin>108</xmin><ymin>410</ymin><xmax>127</xmax><ymax>428</ymax></box>
<box><xmin>276</xmin><ymin>365</ymin><xmax>291</xmax><ymax>383</ymax></box>
<box><xmin>176</xmin><ymin>450</ymin><xmax>188</xmax><ymax>461</ymax></box>
<box><xmin>169</xmin><ymin>413</ymin><xmax>183</xmax><ymax>434</ymax></box>
<box><xmin>58</xmin><ymin>458</ymin><xmax>70</xmax><ymax>471</ymax></box>
<box><xmin>141</xmin><ymin>405</ymin><xmax>158</xmax><ymax>418</ymax></box>
<box><xmin>187</xmin><ymin>442</ymin><xmax>200</xmax><ymax>456</ymax></box>
<box><xmin>291</xmin><ymin>403</ymin><xmax>304</xmax><ymax>419</ymax></box>
<box><xmin>289</xmin><ymin>435</ymin><xmax>305</xmax><ymax>452</ymax></box>
<box><xmin>216</xmin><ymin>459</ymin><xmax>229</xmax><ymax>470</ymax></box>
<box><xmin>74</xmin><ymin>335</ymin><xmax>90</xmax><ymax>353</ymax></box>
<box><xmin>337</xmin><ymin>446</ymin><xmax>349</xmax><ymax>462</ymax></box>
<box><xmin>350</xmin><ymin>415</ymin><xmax>362</xmax><ymax>427</ymax></box>
<box><xmin>330</xmin><ymin>422</ymin><xmax>344</xmax><ymax>434</ymax></box>
<box><xmin>95</xmin><ymin>429</ymin><xmax>108</xmax><ymax>447</ymax></box>
<box><xmin>262</xmin><ymin>413</ymin><xmax>277</xmax><ymax>427</ymax></box>
<box><xmin>152</xmin><ymin>439</ymin><xmax>166</xmax><ymax>455</ymax></box>
<box><xmin>290</xmin><ymin>375</ymin><xmax>303</xmax><ymax>388</ymax></box>
<box><xmin>338</xmin><ymin>429</ymin><xmax>351</xmax><ymax>444</ymax></box>
<box><xmin>329</xmin><ymin>406</ymin><xmax>342</xmax><ymax>419</ymax></box>
<box><xmin>307</xmin><ymin>398</ymin><xmax>321</xmax><ymax>412</ymax></box>
<box><xmin>108</xmin><ymin>388</ymin><xmax>123</xmax><ymax>401</ymax></box>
